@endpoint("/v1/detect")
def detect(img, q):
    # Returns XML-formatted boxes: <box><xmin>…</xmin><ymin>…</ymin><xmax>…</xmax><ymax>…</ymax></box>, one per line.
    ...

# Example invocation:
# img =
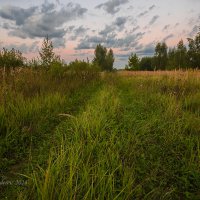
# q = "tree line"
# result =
<box><xmin>1</xmin><ymin>30</ymin><xmax>200</xmax><ymax>72</ymax></box>
<box><xmin>126</xmin><ymin>30</ymin><xmax>200</xmax><ymax>71</ymax></box>
<box><xmin>0</xmin><ymin>37</ymin><xmax>115</xmax><ymax>73</ymax></box>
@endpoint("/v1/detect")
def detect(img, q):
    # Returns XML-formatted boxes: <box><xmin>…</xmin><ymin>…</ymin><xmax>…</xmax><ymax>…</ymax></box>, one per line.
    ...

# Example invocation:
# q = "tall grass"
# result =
<box><xmin>0</xmin><ymin>67</ymin><xmax>100</xmax><ymax>198</ymax></box>
<box><xmin>1</xmin><ymin>70</ymin><xmax>200</xmax><ymax>199</ymax></box>
<box><xmin>19</xmin><ymin>71</ymin><xmax>200</xmax><ymax>199</ymax></box>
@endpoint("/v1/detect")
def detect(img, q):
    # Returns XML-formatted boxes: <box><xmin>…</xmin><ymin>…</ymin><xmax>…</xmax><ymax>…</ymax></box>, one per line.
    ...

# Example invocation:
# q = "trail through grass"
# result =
<box><xmin>19</xmin><ymin>74</ymin><xmax>200</xmax><ymax>200</ymax></box>
<box><xmin>1</xmin><ymin>72</ymin><xmax>200</xmax><ymax>199</ymax></box>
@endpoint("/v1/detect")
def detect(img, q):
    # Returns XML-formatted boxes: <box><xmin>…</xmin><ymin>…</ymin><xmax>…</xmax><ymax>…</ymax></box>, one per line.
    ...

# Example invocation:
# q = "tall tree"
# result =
<box><xmin>167</xmin><ymin>48</ymin><xmax>177</xmax><ymax>70</ymax></box>
<box><xmin>127</xmin><ymin>53</ymin><xmax>140</xmax><ymax>70</ymax></box>
<box><xmin>176</xmin><ymin>39</ymin><xmax>187</xmax><ymax>69</ymax></box>
<box><xmin>187</xmin><ymin>30</ymin><xmax>200</xmax><ymax>69</ymax></box>
<box><xmin>139</xmin><ymin>57</ymin><xmax>153</xmax><ymax>71</ymax></box>
<box><xmin>154</xmin><ymin>42</ymin><xmax>168</xmax><ymax>70</ymax></box>
<box><xmin>106</xmin><ymin>49</ymin><xmax>115</xmax><ymax>71</ymax></box>
<box><xmin>39</xmin><ymin>36</ymin><xmax>55</xmax><ymax>68</ymax></box>
<box><xmin>93</xmin><ymin>44</ymin><xmax>114</xmax><ymax>71</ymax></box>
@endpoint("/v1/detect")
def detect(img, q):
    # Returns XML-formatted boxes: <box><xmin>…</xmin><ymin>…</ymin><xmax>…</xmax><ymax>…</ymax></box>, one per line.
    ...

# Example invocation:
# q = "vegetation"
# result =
<box><xmin>126</xmin><ymin>30</ymin><xmax>200</xmax><ymax>71</ymax></box>
<box><xmin>39</xmin><ymin>36</ymin><xmax>58</xmax><ymax>68</ymax></box>
<box><xmin>126</xmin><ymin>53</ymin><xmax>140</xmax><ymax>70</ymax></box>
<box><xmin>93</xmin><ymin>44</ymin><xmax>115</xmax><ymax>71</ymax></box>
<box><xmin>0</xmin><ymin>48</ymin><xmax>25</xmax><ymax>73</ymax></box>
<box><xmin>0</xmin><ymin>35</ymin><xmax>200</xmax><ymax>200</ymax></box>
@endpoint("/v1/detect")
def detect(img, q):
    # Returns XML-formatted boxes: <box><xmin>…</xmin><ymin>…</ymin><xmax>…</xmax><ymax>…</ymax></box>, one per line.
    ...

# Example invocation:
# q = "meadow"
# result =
<box><xmin>0</xmin><ymin>69</ymin><xmax>200</xmax><ymax>199</ymax></box>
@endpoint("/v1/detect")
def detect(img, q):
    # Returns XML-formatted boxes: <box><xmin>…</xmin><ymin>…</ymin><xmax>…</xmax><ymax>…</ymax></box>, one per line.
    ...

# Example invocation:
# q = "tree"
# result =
<box><xmin>0</xmin><ymin>48</ymin><xmax>24</xmax><ymax>73</ymax></box>
<box><xmin>167</xmin><ymin>48</ymin><xmax>177</xmax><ymax>70</ymax></box>
<box><xmin>106</xmin><ymin>49</ymin><xmax>115</xmax><ymax>71</ymax></box>
<box><xmin>176</xmin><ymin>39</ymin><xmax>187</xmax><ymax>69</ymax></box>
<box><xmin>39</xmin><ymin>36</ymin><xmax>55</xmax><ymax>68</ymax></box>
<box><xmin>187</xmin><ymin>30</ymin><xmax>200</xmax><ymax>69</ymax></box>
<box><xmin>154</xmin><ymin>42</ymin><xmax>168</xmax><ymax>70</ymax></box>
<box><xmin>127</xmin><ymin>53</ymin><xmax>140</xmax><ymax>70</ymax></box>
<box><xmin>93</xmin><ymin>44</ymin><xmax>114</xmax><ymax>71</ymax></box>
<box><xmin>139</xmin><ymin>57</ymin><xmax>153</xmax><ymax>71</ymax></box>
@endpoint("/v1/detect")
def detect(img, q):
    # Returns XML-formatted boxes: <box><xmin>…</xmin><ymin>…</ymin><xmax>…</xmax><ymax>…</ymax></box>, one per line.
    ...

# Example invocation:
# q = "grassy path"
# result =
<box><xmin>1</xmin><ymin>80</ymin><xmax>102</xmax><ymax>199</ymax></box>
<box><xmin>15</xmin><ymin>75</ymin><xmax>200</xmax><ymax>199</ymax></box>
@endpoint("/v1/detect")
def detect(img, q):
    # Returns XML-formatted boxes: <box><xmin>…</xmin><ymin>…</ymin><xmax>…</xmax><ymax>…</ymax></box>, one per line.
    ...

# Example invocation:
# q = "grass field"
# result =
<box><xmin>1</xmin><ymin>70</ymin><xmax>200</xmax><ymax>199</ymax></box>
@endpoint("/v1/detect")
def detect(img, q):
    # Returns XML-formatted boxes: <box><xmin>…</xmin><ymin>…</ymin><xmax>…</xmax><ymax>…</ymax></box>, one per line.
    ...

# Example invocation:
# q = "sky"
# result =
<box><xmin>0</xmin><ymin>0</ymin><xmax>199</xmax><ymax>67</ymax></box>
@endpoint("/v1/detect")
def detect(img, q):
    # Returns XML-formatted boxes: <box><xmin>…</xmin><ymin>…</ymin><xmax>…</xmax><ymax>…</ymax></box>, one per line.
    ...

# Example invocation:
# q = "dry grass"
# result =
<box><xmin>117</xmin><ymin>70</ymin><xmax>200</xmax><ymax>78</ymax></box>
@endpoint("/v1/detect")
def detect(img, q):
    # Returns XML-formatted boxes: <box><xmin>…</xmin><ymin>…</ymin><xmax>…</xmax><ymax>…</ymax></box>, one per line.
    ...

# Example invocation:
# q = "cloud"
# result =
<box><xmin>149</xmin><ymin>15</ymin><xmax>159</xmax><ymax>25</ymax></box>
<box><xmin>69</xmin><ymin>26</ymin><xmax>89</xmax><ymax>40</ymax></box>
<box><xmin>163</xmin><ymin>34</ymin><xmax>174</xmax><ymax>41</ymax></box>
<box><xmin>0</xmin><ymin>41</ymin><xmax>39</xmax><ymax>53</ymax></box>
<box><xmin>114</xmin><ymin>17</ymin><xmax>128</xmax><ymax>28</ymax></box>
<box><xmin>99</xmin><ymin>16</ymin><xmax>128</xmax><ymax>37</ymax></box>
<box><xmin>1</xmin><ymin>3</ymin><xmax>87</xmax><ymax>45</ymax></box>
<box><xmin>136</xmin><ymin>43</ymin><xmax>155</xmax><ymax>56</ymax></box>
<box><xmin>138</xmin><ymin>5</ymin><xmax>156</xmax><ymax>18</ymax></box>
<box><xmin>96</xmin><ymin>0</ymin><xmax>129</xmax><ymax>15</ymax></box>
<box><xmin>115</xmin><ymin>53</ymin><xmax>129</xmax><ymax>61</ymax></box>
<box><xmin>174</xmin><ymin>23</ymin><xmax>179</xmax><ymax>27</ymax></box>
<box><xmin>41</xmin><ymin>2</ymin><xmax>56</xmax><ymax>13</ymax></box>
<box><xmin>138</xmin><ymin>10</ymin><xmax>148</xmax><ymax>17</ymax></box>
<box><xmin>162</xmin><ymin>24</ymin><xmax>170</xmax><ymax>31</ymax></box>
<box><xmin>149</xmin><ymin>5</ymin><xmax>156</xmax><ymax>11</ymax></box>
<box><xmin>189</xmin><ymin>25</ymin><xmax>200</xmax><ymax>37</ymax></box>
<box><xmin>99</xmin><ymin>25</ymin><xmax>116</xmax><ymax>36</ymax></box>
<box><xmin>52</xmin><ymin>38</ymin><xmax>66</xmax><ymax>48</ymax></box>
<box><xmin>0</xmin><ymin>5</ymin><xmax>37</xmax><ymax>25</ymax></box>
<box><xmin>132</xmin><ymin>26</ymin><xmax>140</xmax><ymax>32</ymax></box>
<box><xmin>76</xmin><ymin>32</ymin><xmax>145</xmax><ymax>50</ymax></box>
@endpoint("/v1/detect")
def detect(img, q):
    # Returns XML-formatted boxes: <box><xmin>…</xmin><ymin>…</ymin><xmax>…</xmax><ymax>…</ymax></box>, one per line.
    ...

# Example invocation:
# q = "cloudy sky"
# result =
<box><xmin>0</xmin><ymin>0</ymin><xmax>199</xmax><ymax>67</ymax></box>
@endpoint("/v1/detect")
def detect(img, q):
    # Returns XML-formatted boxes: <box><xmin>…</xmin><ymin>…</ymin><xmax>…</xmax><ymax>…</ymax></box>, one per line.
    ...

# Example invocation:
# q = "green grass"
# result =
<box><xmin>1</xmin><ymin>71</ymin><xmax>200</xmax><ymax>199</ymax></box>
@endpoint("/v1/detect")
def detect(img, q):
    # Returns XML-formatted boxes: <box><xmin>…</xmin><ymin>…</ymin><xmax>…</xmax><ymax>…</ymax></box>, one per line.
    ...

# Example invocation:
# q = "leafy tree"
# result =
<box><xmin>93</xmin><ymin>44</ymin><xmax>107</xmax><ymax>71</ymax></box>
<box><xmin>127</xmin><ymin>53</ymin><xmax>140</xmax><ymax>70</ymax></box>
<box><xmin>93</xmin><ymin>44</ymin><xmax>114</xmax><ymax>71</ymax></box>
<box><xmin>106</xmin><ymin>49</ymin><xmax>115</xmax><ymax>71</ymax></box>
<box><xmin>139</xmin><ymin>57</ymin><xmax>153</xmax><ymax>71</ymax></box>
<box><xmin>0</xmin><ymin>48</ymin><xmax>24</xmax><ymax>73</ymax></box>
<box><xmin>154</xmin><ymin>42</ymin><xmax>168</xmax><ymax>70</ymax></box>
<box><xmin>39</xmin><ymin>36</ymin><xmax>55</xmax><ymax>68</ymax></box>
<box><xmin>167</xmin><ymin>48</ymin><xmax>177</xmax><ymax>70</ymax></box>
<box><xmin>176</xmin><ymin>39</ymin><xmax>187</xmax><ymax>69</ymax></box>
<box><xmin>187</xmin><ymin>30</ymin><xmax>200</xmax><ymax>69</ymax></box>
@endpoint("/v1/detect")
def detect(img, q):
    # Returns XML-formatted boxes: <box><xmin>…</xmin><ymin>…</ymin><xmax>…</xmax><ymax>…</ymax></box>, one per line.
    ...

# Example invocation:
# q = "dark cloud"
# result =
<box><xmin>114</xmin><ymin>17</ymin><xmax>127</xmax><ymax>28</ymax></box>
<box><xmin>52</xmin><ymin>38</ymin><xmax>66</xmax><ymax>48</ymax></box>
<box><xmin>96</xmin><ymin>0</ymin><xmax>129</xmax><ymax>15</ymax></box>
<box><xmin>99</xmin><ymin>25</ymin><xmax>116</xmax><ymax>36</ymax></box>
<box><xmin>41</xmin><ymin>2</ymin><xmax>56</xmax><ymax>13</ymax></box>
<box><xmin>0</xmin><ymin>5</ymin><xmax>37</xmax><ymax>25</ymax></box>
<box><xmin>76</xmin><ymin>32</ymin><xmax>145</xmax><ymax>50</ymax></box>
<box><xmin>0</xmin><ymin>41</ymin><xmax>39</xmax><ymax>53</ymax></box>
<box><xmin>69</xmin><ymin>26</ymin><xmax>89</xmax><ymax>40</ymax></box>
<box><xmin>1</xmin><ymin>3</ymin><xmax>87</xmax><ymax>46</ymax></box>
<box><xmin>136</xmin><ymin>43</ymin><xmax>155</xmax><ymax>56</ymax></box>
<box><xmin>149</xmin><ymin>15</ymin><xmax>159</xmax><ymax>25</ymax></box>
<box><xmin>99</xmin><ymin>16</ymin><xmax>128</xmax><ymax>37</ymax></box>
